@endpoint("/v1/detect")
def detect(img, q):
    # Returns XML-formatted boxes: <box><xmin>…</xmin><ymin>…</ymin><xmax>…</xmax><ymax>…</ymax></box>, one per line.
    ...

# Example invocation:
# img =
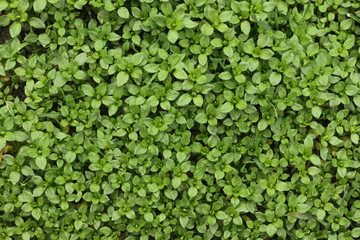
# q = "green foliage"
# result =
<box><xmin>1</xmin><ymin>0</ymin><xmax>360</xmax><ymax>239</ymax></box>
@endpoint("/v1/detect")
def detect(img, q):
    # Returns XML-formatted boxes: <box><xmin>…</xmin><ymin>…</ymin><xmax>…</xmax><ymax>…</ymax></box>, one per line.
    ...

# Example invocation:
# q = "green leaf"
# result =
<box><xmin>0</xmin><ymin>0</ymin><xmax>9</xmax><ymax>11</ymax></box>
<box><xmin>172</xmin><ymin>177</ymin><xmax>181</xmax><ymax>188</ymax></box>
<box><xmin>352</xmin><ymin>228</ymin><xmax>360</xmax><ymax>238</ymax></box>
<box><xmin>135</xmin><ymin>145</ymin><xmax>147</xmax><ymax>155</ymax></box>
<box><xmin>176</xmin><ymin>151</ymin><xmax>187</xmax><ymax>163</ymax></box>
<box><xmin>10</xmin><ymin>172</ymin><xmax>20</xmax><ymax>185</ymax></box>
<box><xmin>269</xmin><ymin>72</ymin><xmax>282</xmax><ymax>85</ymax></box>
<box><xmin>266</xmin><ymin>224</ymin><xmax>277</xmax><ymax>237</ymax></box>
<box><xmin>117</xmin><ymin>7</ymin><xmax>129</xmax><ymax>18</ymax></box>
<box><xmin>351</xmin><ymin>134</ymin><xmax>359</xmax><ymax>144</ymax></box>
<box><xmin>144</xmin><ymin>64</ymin><xmax>159</xmax><ymax>73</ymax></box>
<box><xmin>304</xmin><ymin>135</ymin><xmax>313</xmax><ymax>149</ymax></box>
<box><xmin>54</xmin><ymin>73</ymin><xmax>66</xmax><ymax>87</ymax></box>
<box><xmin>167</xmin><ymin>30</ymin><xmax>178</xmax><ymax>44</ymax></box>
<box><xmin>188</xmin><ymin>187</ymin><xmax>198</xmax><ymax>198</ymax></box>
<box><xmin>9</xmin><ymin>22</ymin><xmax>21</xmax><ymax>38</ymax></box>
<box><xmin>116</xmin><ymin>71</ymin><xmax>129</xmax><ymax>86</ymax></box>
<box><xmin>32</xmin><ymin>208</ymin><xmax>41</xmax><ymax>220</ymax></box>
<box><xmin>354</xmin><ymin>95</ymin><xmax>360</xmax><ymax>107</ymax></box>
<box><xmin>201</xmin><ymin>22</ymin><xmax>214</xmax><ymax>36</ymax></box>
<box><xmin>158</xmin><ymin>70</ymin><xmax>168</xmax><ymax>81</ymax></box>
<box><xmin>82</xmin><ymin>84</ymin><xmax>95</xmax><ymax>97</ymax></box>
<box><xmin>219</xmin><ymin>11</ymin><xmax>232</xmax><ymax>22</ymax></box>
<box><xmin>94</xmin><ymin>39</ymin><xmax>105</xmax><ymax>51</ymax></box>
<box><xmin>220</xmin><ymin>102</ymin><xmax>234</xmax><ymax>113</ymax></box>
<box><xmin>195</xmin><ymin>113</ymin><xmax>207</xmax><ymax>124</ymax></box>
<box><xmin>208</xmin><ymin>215</ymin><xmax>216</xmax><ymax>225</ymax></box>
<box><xmin>329</xmin><ymin>136</ymin><xmax>343</xmax><ymax>146</ymax></box>
<box><xmin>311</xmin><ymin>106</ymin><xmax>322</xmax><ymax>119</ymax></box>
<box><xmin>179</xmin><ymin>216</ymin><xmax>189</xmax><ymax>228</ymax></box>
<box><xmin>193</xmin><ymin>95</ymin><xmax>204</xmax><ymax>107</ymax></box>
<box><xmin>33</xmin><ymin>186</ymin><xmax>45</xmax><ymax>197</ymax></box>
<box><xmin>177</xmin><ymin>93</ymin><xmax>192</xmax><ymax>106</ymax></box>
<box><xmin>309</xmin><ymin>154</ymin><xmax>321</xmax><ymax>166</ymax></box>
<box><xmin>33</xmin><ymin>0</ymin><xmax>47</xmax><ymax>12</ymax></box>
<box><xmin>219</xmin><ymin>71</ymin><xmax>232</xmax><ymax>80</ymax></box>
<box><xmin>297</xmin><ymin>204</ymin><xmax>311</xmax><ymax>213</ymax></box>
<box><xmin>183</xmin><ymin>18</ymin><xmax>198</xmax><ymax>28</ymax></box>
<box><xmin>340</xmin><ymin>19</ymin><xmax>352</xmax><ymax>30</ymax></box>
<box><xmin>173</xmin><ymin>68</ymin><xmax>188</xmax><ymax>79</ymax></box>
<box><xmin>316</xmin><ymin>209</ymin><xmax>326</xmax><ymax>220</ymax></box>
<box><xmin>275</xmin><ymin>181</ymin><xmax>290</xmax><ymax>191</ymax></box>
<box><xmin>337</xmin><ymin>167</ymin><xmax>347</xmax><ymax>178</ymax></box>
<box><xmin>215</xmin><ymin>211</ymin><xmax>228</xmax><ymax>220</ymax></box>
<box><xmin>260</xmin><ymin>49</ymin><xmax>274</xmax><ymax>60</ymax></box>
<box><xmin>345</xmin><ymin>85</ymin><xmax>359</xmax><ymax>96</ymax></box>
<box><xmin>65</xmin><ymin>151</ymin><xmax>76</xmax><ymax>163</ymax></box>
<box><xmin>165</xmin><ymin>189</ymin><xmax>178</xmax><ymax>200</ymax></box>
<box><xmin>14</xmin><ymin>131</ymin><xmax>29</xmax><ymax>141</ymax></box>
<box><xmin>29</xmin><ymin>17</ymin><xmax>46</xmax><ymax>29</ymax></box>
<box><xmin>235</xmin><ymin>100</ymin><xmax>247</xmax><ymax>110</ymax></box>
<box><xmin>241</xmin><ymin>21</ymin><xmax>251</xmax><ymax>35</ymax></box>
<box><xmin>144</xmin><ymin>212</ymin><xmax>154</xmax><ymax>222</ymax></box>
<box><xmin>258</xmin><ymin>119</ymin><xmax>268</xmax><ymax>131</ymax></box>
<box><xmin>36</xmin><ymin>156</ymin><xmax>47</xmax><ymax>170</ymax></box>
<box><xmin>75</xmin><ymin>220</ymin><xmax>83</xmax><ymax>230</ymax></box>
<box><xmin>38</xmin><ymin>33</ymin><xmax>51</xmax><ymax>45</ymax></box>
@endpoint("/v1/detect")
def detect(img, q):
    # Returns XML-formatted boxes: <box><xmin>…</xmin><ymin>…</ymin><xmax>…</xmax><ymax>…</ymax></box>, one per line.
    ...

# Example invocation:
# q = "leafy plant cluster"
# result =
<box><xmin>1</xmin><ymin>0</ymin><xmax>360</xmax><ymax>239</ymax></box>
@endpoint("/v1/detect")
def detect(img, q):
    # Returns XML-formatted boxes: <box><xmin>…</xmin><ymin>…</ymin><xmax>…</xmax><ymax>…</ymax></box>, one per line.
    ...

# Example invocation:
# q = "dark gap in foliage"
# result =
<box><xmin>11</xmin><ymin>85</ymin><xmax>26</xmax><ymax>101</ymax></box>
<box><xmin>0</xmin><ymin>26</ymin><xmax>11</xmax><ymax>44</ymax></box>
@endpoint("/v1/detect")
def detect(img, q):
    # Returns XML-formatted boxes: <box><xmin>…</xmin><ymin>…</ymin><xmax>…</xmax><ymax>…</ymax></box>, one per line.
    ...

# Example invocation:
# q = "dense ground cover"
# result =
<box><xmin>1</xmin><ymin>0</ymin><xmax>360</xmax><ymax>239</ymax></box>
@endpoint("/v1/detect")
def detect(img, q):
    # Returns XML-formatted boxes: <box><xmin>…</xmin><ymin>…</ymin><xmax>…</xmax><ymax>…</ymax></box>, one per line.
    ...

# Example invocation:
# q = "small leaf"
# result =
<box><xmin>174</xmin><ymin>68</ymin><xmax>188</xmax><ymax>79</ymax></box>
<box><xmin>309</xmin><ymin>154</ymin><xmax>321</xmax><ymax>166</ymax></box>
<box><xmin>297</xmin><ymin>204</ymin><xmax>311</xmax><ymax>213</ymax></box>
<box><xmin>329</xmin><ymin>136</ymin><xmax>343</xmax><ymax>146</ymax></box>
<box><xmin>220</xmin><ymin>102</ymin><xmax>234</xmax><ymax>113</ymax></box>
<box><xmin>316</xmin><ymin>209</ymin><xmax>326</xmax><ymax>220</ymax></box>
<box><xmin>33</xmin><ymin>0</ymin><xmax>47</xmax><ymax>12</ymax></box>
<box><xmin>82</xmin><ymin>84</ymin><xmax>95</xmax><ymax>97</ymax></box>
<box><xmin>266</xmin><ymin>224</ymin><xmax>277</xmax><ymax>237</ymax></box>
<box><xmin>177</xmin><ymin>93</ymin><xmax>192</xmax><ymax>106</ymax></box>
<box><xmin>116</xmin><ymin>71</ymin><xmax>129</xmax><ymax>86</ymax></box>
<box><xmin>337</xmin><ymin>167</ymin><xmax>347</xmax><ymax>178</ymax></box>
<box><xmin>167</xmin><ymin>30</ymin><xmax>178</xmax><ymax>44</ymax></box>
<box><xmin>270</xmin><ymin>72</ymin><xmax>282</xmax><ymax>85</ymax></box>
<box><xmin>172</xmin><ymin>177</ymin><xmax>181</xmax><ymax>188</ymax></box>
<box><xmin>179</xmin><ymin>216</ymin><xmax>189</xmax><ymax>228</ymax></box>
<box><xmin>54</xmin><ymin>73</ymin><xmax>66</xmax><ymax>87</ymax></box>
<box><xmin>258</xmin><ymin>119</ymin><xmax>268</xmax><ymax>131</ymax></box>
<box><xmin>183</xmin><ymin>18</ymin><xmax>198</xmax><ymax>28</ymax></box>
<box><xmin>304</xmin><ymin>135</ymin><xmax>313</xmax><ymax>149</ymax></box>
<box><xmin>188</xmin><ymin>187</ymin><xmax>198</xmax><ymax>198</ymax></box>
<box><xmin>201</xmin><ymin>22</ymin><xmax>214</xmax><ymax>35</ymax></box>
<box><xmin>260</xmin><ymin>49</ymin><xmax>274</xmax><ymax>60</ymax></box>
<box><xmin>311</xmin><ymin>106</ymin><xmax>322</xmax><ymax>118</ymax></box>
<box><xmin>10</xmin><ymin>172</ymin><xmax>20</xmax><ymax>185</ymax></box>
<box><xmin>33</xmin><ymin>186</ymin><xmax>45</xmax><ymax>197</ymax></box>
<box><xmin>144</xmin><ymin>212</ymin><xmax>154</xmax><ymax>222</ymax></box>
<box><xmin>9</xmin><ymin>22</ymin><xmax>21</xmax><ymax>38</ymax></box>
<box><xmin>65</xmin><ymin>151</ymin><xmax>76</xmax><ymax>163</ymax></box>
<box><xmin>36</xmin><ymin>156</ymin><xmax>47</xmax><ymax>170</ymax></box>
<box><xmin>215</xmin><ymin>211</ymin><xmax>227</xmax><ymax>220</ymax></box>
<box><xmin>354</xmin><ymin>95</ymin><xmax>360</xmax><ymax>107</ymax></box>
<box><xmin>195</xmin><ymin>113</ymin><xmax>207</xmax><ymax>124</ymax></box>
<box><xmin>241</xmin><ymin>21</ymin><xmax>251</xmax><ymax>35</ymax></box>
<box><xmin>29</xmin><ymin>17</ymin><xmax>45</xmax><ymax>29</ymax></box>
<box><xmin>117</xmin><ymin>7</ymin><xmax>129</xmax><ymax>18</ymax></box>
<box><xmin>176</xmin><ymin>152</ymin><xmax>187</xmax><ymax>163</ymax></box>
